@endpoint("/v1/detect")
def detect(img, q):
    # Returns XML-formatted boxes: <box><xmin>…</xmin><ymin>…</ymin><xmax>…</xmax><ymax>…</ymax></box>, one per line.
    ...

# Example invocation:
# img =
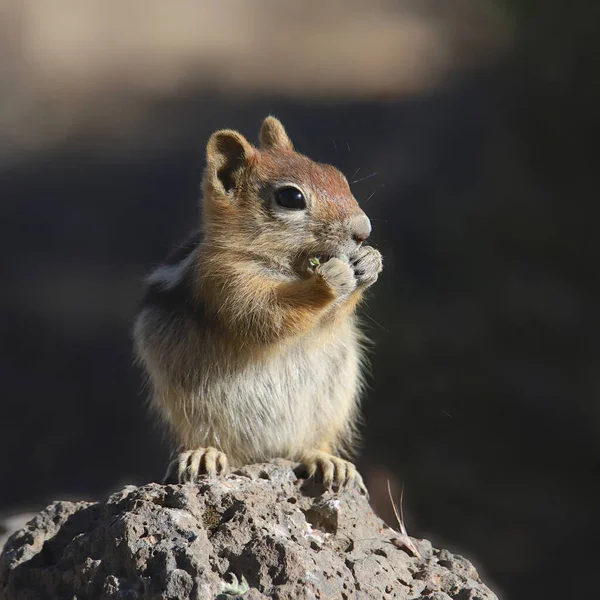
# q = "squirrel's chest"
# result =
<box><xmin>258</xmin><ymin>327</ymin><xmax>359</xmax><ymax>391</ymax></box>
<box><xmin>204</xmin><ymin>329</ymin><xmax>362</xmax><ymax>459</ymax></box>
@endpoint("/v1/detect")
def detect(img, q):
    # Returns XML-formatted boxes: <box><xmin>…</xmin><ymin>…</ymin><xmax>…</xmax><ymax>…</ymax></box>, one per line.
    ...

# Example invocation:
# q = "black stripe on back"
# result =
<box><xmin>163</xmin><ymin>231</ymin><xmax>202</xmax><ymax>266</ymax></box>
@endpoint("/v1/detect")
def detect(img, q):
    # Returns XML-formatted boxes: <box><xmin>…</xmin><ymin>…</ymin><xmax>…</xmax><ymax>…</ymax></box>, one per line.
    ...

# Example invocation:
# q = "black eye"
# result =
<box><xmin>275</xmin><ymin>186</ymin><xmax>306</xmax><ymax>210</ymax></box>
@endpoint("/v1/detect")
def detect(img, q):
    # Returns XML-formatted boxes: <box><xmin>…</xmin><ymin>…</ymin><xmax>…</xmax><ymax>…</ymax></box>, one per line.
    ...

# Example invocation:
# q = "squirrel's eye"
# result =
<box><xmin>275</xmin><ymin>186</ymin><xmax>306</xmax><ymax>210</ymax></box>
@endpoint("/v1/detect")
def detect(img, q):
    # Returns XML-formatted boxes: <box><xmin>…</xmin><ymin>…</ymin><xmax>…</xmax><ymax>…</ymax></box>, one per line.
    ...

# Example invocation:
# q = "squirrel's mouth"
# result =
<box><xmin>293</xmin><ymin>252</ymin><xmax>333</xmax><ymax>275</ymax></box>
<box><xmin>308</xmin><ymin>251</ymin><xmax>341</xmax><ymax>266</ymax></box>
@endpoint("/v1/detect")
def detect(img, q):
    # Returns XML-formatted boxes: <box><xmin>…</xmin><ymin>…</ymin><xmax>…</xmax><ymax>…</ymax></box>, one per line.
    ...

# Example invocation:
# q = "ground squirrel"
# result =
<box><xmin>133</xmin><ymin>116</ymin><xmax>382</xmax><ymax>493</ymax></box>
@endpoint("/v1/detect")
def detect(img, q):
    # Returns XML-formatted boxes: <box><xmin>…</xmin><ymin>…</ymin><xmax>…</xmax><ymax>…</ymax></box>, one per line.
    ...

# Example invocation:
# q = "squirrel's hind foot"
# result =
<box><xmin>163</xmin><ymin>447</ymin><xmax>229</xmax><ymax>484</ymax></box>
<box><xmin>300</xmin><ymin>451</ymin><xmax>368</xmax><ymax>496</ymax></box>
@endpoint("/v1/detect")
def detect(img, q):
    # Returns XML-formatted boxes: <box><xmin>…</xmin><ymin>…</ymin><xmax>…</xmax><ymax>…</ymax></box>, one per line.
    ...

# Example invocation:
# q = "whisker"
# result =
<box><xmin>352</xmin><ymin>172</ymin><xmax>377</xmax><ymax>184</ymax></box>
<box><xmin>364</xmin><ymin>313</ymin><xmax>391</xmax><ymax>333</ymax></box>
<box><xmin>352</xmin><ymin>167</ymin><xmax>361</xmax><ymax>179</ymax></box>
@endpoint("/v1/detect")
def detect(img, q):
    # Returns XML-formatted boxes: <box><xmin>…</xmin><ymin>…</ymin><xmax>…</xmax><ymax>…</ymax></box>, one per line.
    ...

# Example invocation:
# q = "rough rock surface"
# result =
<box><xmin>0</xmin><ymin>461</ymin><xmax>498</xmax><ymax>600</ymax></box>
<box><xmin>0</xmin><ymin>515</ymin><xmax>37</xmax><ymax>558</ymax></box>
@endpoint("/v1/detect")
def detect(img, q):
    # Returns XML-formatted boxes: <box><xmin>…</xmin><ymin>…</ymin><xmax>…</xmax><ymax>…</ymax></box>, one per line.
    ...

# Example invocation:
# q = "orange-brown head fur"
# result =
<box><xmin>201</xmin><ymin>116</ymin><xmax>370</xmax><ymax>270</ymax></box>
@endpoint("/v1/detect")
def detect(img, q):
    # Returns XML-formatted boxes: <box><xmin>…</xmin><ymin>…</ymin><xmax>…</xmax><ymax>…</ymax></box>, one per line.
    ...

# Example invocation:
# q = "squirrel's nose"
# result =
<box><xmin>351</xmin><ymin>214</ymin><xmax>372</xmax><ymax>244</ymax></box>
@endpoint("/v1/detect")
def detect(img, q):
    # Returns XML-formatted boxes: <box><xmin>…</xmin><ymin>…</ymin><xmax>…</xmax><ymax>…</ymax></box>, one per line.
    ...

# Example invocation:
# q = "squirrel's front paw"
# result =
<box><xmin>300</xmin><ymin>451</ymin><xmax>368</xmax><ymax>495</ymax></box>
<box><xmin>163</xmin><ymin>447</ymin><xmax>228</xmax><ymax>484</ymax></box>
<box><xmin>316</xmin><ymin>257</ymin><xmax>356</xmax><ymax>296</ymax></box>
<box><xmin>350</xmin><ymin>246</ymin><xmax>382</xmax><ymax>288</ymax></box>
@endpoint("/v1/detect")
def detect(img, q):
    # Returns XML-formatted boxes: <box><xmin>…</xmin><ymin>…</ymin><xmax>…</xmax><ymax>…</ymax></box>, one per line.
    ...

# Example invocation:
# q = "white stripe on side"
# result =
<box><xmin>145</xmin><ymin>250</ymin><xmax>196</xmax><ymax>291</ymax></box>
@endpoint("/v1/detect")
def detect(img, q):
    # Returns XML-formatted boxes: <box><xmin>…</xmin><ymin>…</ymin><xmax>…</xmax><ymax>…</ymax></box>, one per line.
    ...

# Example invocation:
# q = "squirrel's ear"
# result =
<box><xmin>205</xmin><ymin>130</ymin><xmax>255</xmax><ymax>196</ymax></box>
<box><xmin>259</xmin><ymin>116</ymin><xmax>293</xmax><ymax>151</ymax></box>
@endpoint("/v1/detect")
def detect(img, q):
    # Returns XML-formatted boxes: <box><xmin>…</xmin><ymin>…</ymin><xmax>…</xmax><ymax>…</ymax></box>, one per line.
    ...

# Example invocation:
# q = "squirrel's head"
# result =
<box><xmin>201</xmin><ymin>116</ymin><xmax>371</xmax><ymax>266</ymax></box>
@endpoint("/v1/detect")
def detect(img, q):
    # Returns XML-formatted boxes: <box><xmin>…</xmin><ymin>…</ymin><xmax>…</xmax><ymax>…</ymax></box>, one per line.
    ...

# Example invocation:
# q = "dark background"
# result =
<box><xmin>1</xmin><ymin>2</ymin><xmax>598</xmax><ymax>599</ymax></box>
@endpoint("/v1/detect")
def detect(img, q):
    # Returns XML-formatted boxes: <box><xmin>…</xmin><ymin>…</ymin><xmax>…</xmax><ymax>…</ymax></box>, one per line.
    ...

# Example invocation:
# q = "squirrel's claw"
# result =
<box><xmin>163</xmin><ymin>447</ymin><xmax>229</xmax><ymax>484</ymax></box>
<box><xmin>301</xmin><ymin>451</ymin><xmax>368</xmax><ymax>496</ymax></box>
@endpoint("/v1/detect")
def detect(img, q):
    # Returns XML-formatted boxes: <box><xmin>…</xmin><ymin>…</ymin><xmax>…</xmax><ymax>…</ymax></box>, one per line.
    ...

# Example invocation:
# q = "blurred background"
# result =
<box><xmin>1</xmin><ymin>1</ymin><xmax>598</xmax><ymax>598</ymax></box>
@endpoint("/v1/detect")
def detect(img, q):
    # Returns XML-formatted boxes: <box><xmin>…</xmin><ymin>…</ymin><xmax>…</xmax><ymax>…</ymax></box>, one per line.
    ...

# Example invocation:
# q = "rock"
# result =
<box><xmin>0</xmin><ymin>461</ymin><xmax>498</xmax><ymax>600</ymax></box>
<box><xmin>0</xmin><ymin>514</ymin><xmax>38</xmax><ymax>557</ymax></box>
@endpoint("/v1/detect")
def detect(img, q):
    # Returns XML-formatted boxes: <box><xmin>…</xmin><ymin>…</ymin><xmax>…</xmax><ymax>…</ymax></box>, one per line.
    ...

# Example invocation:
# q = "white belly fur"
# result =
<box><xmin>184</xmin><ymin>327</ymin><xmax>361</xmax><ymax>464</ymax></box>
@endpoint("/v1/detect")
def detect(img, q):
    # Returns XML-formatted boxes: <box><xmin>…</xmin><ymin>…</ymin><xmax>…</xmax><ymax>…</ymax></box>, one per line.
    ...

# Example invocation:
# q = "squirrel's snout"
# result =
<box><xmin>350</xmin><ymin>214</ymin><xmax>372</xmax><ymax>244</ymax></box>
